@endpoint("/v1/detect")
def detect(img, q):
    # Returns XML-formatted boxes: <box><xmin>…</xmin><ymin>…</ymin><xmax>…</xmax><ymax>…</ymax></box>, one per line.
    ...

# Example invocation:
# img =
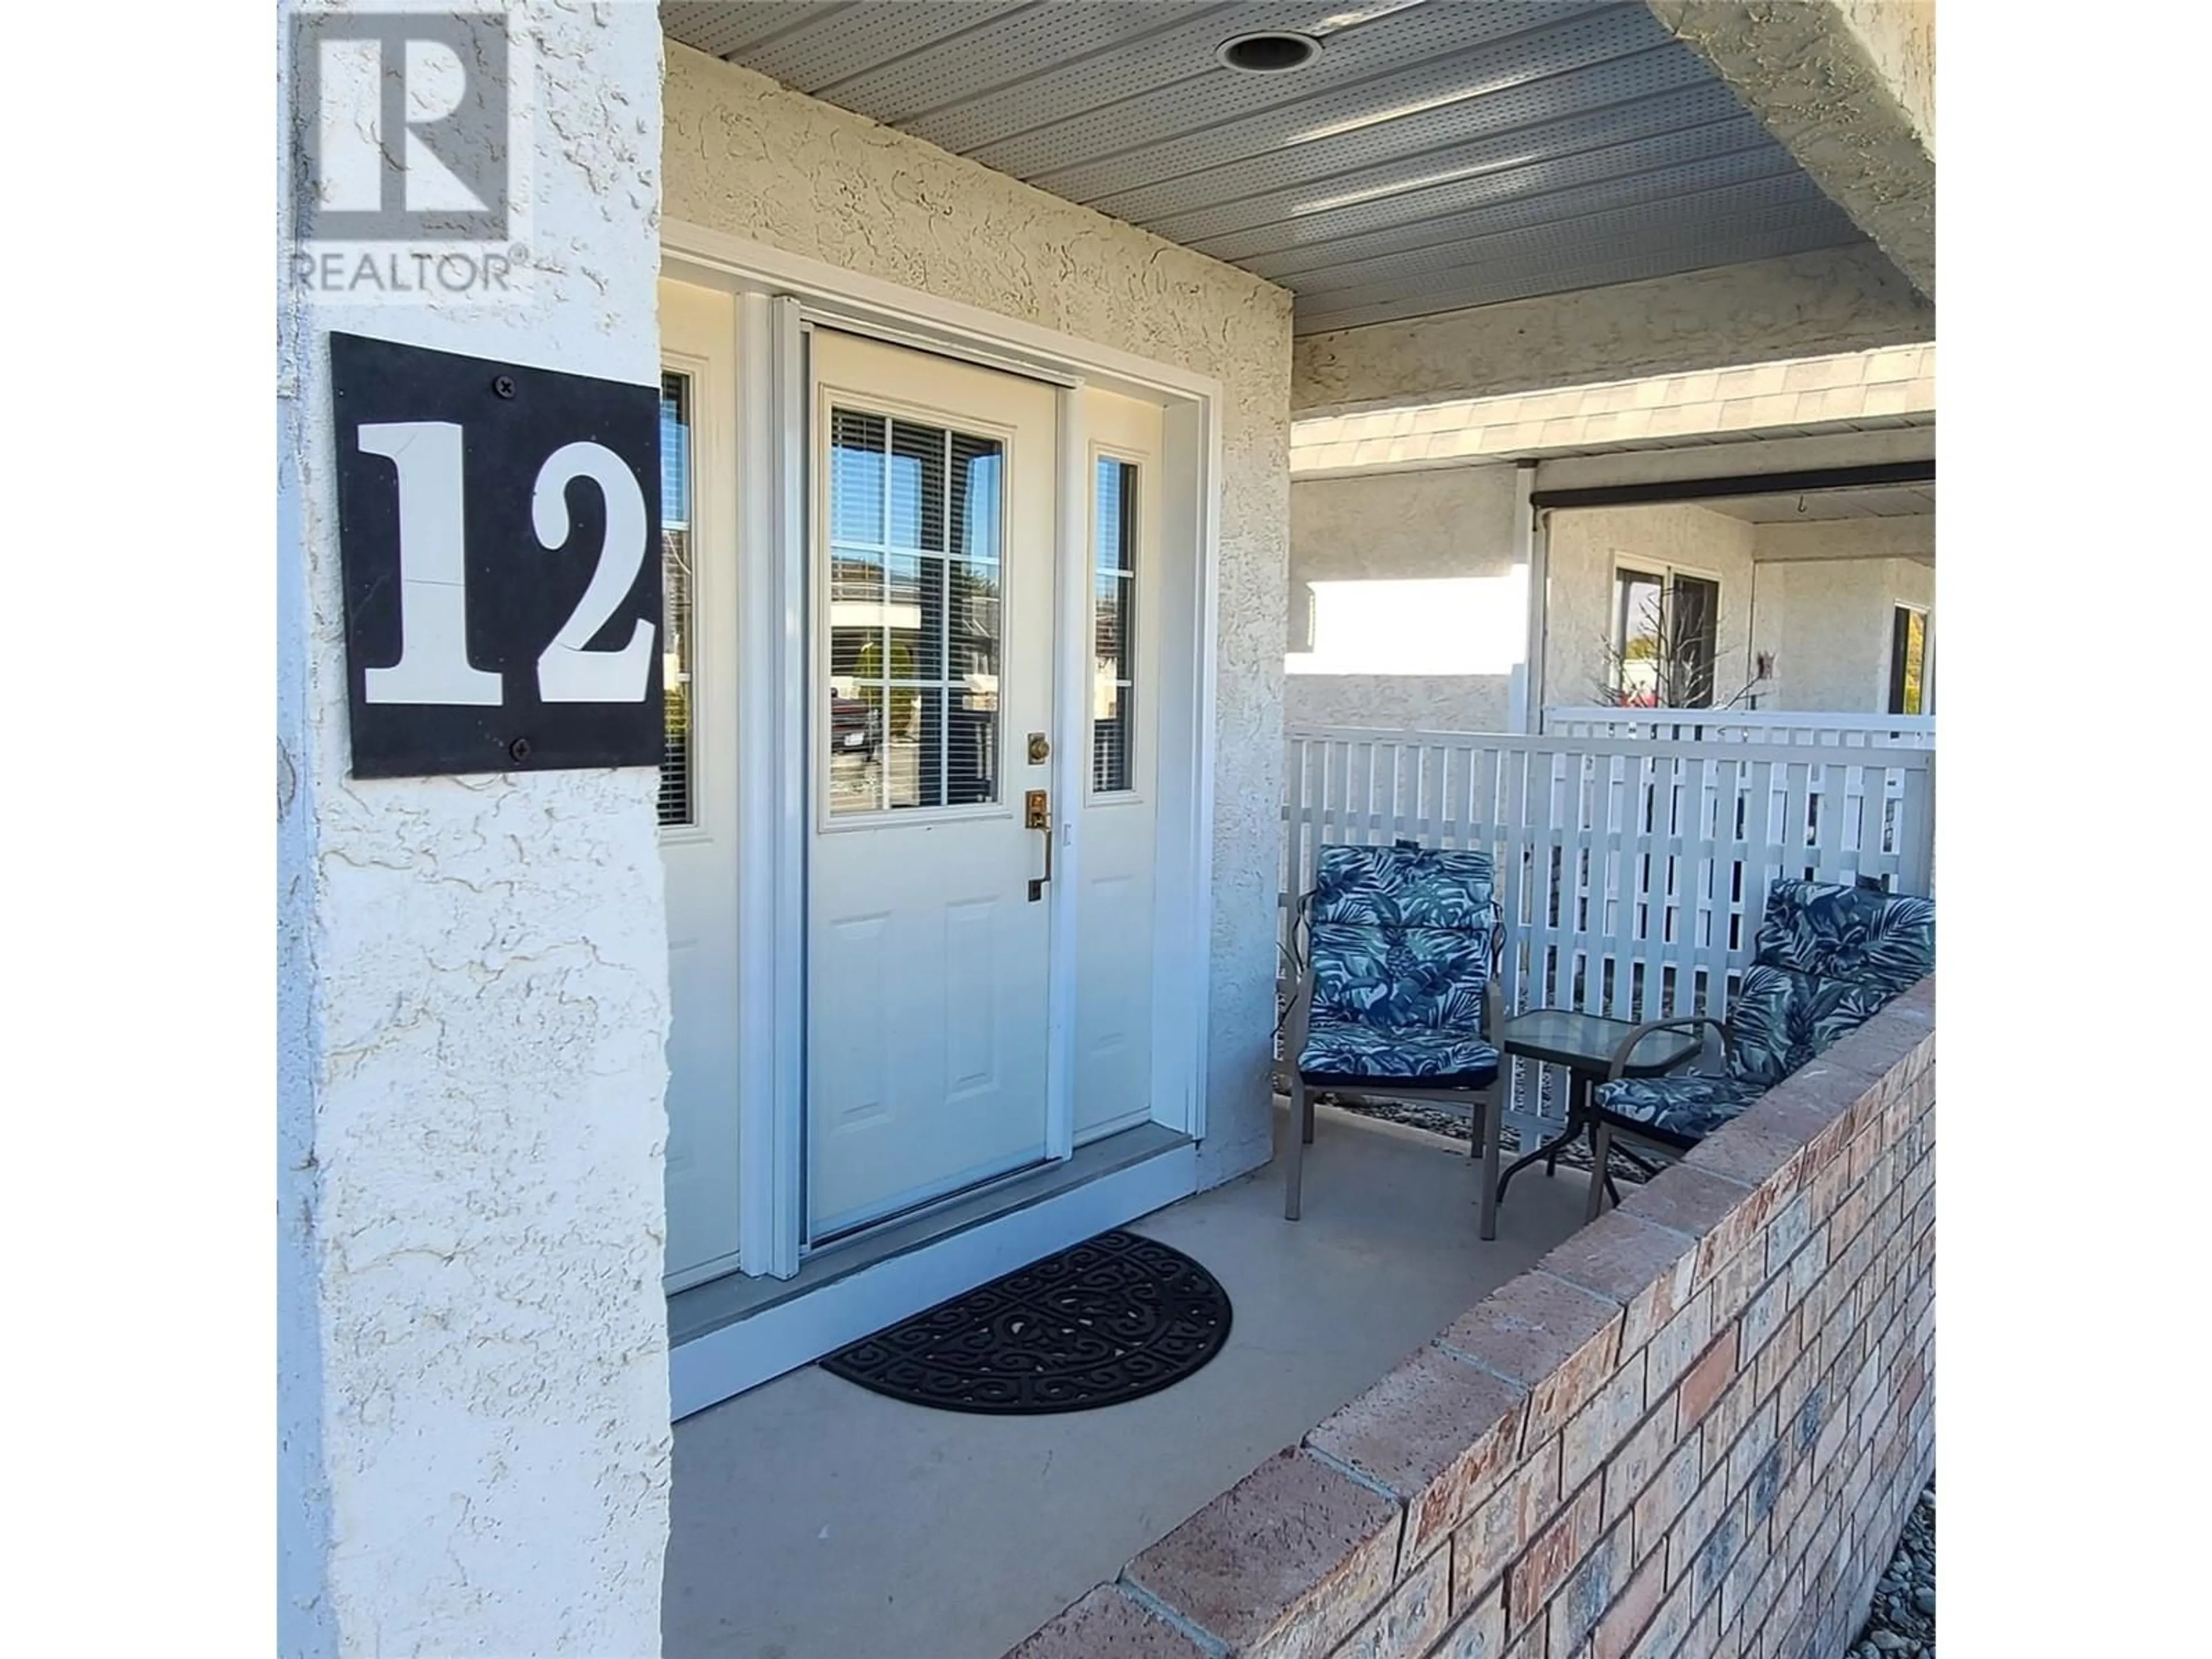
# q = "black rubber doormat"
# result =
<box><xmin>819</xmin><ymin>1230</ymin><xmax>1233</xmax><ymax>1414</ymax></box>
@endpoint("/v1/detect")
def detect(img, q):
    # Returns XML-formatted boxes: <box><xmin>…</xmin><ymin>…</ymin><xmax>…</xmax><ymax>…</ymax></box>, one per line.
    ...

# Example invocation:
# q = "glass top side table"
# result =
<box><xmin>1494</xmin><ymin>1010</ymin><xmax>1705</xmax><ymax>1206</ymax></box>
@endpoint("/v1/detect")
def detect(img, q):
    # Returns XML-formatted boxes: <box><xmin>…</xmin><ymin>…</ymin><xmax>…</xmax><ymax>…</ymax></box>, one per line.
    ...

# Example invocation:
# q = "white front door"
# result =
<box><xmin>806</xmin><ymin>331</ymin><xmax>1060</xmax><ymax>1241</ymax></box>
<box><xmin>658</xmin><ymin>279</ymin><xmax>743</xmax><ymax>1289</ymax></box>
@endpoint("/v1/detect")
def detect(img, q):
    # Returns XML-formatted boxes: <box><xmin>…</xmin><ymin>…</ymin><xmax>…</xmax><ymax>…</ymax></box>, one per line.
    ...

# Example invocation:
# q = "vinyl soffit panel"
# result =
<box><xmin>1290</xmin><ymin>225</ymin><xmax>1868</xmax><ymax>330</ymax></box>
<box><xmin>1084</xmin><ymin>43</ymin><xmax>1739</xmax><ymax>227</ymax></box>
<box><xmin>1289</xmin><ymin>224</ymin><xmax>1872</xmax><ymax>332</ymax></box>
<box><xmin>666</xmin><ymin>2</ymin><xmax>1873</xmax><ymax>336</ymax></box>
<box><xmin>1138</xmin><ymin>86</ymin><xmax>1761</xmax><ymax>248</ymax></box>
<box><xmin>1275</xmin><ymin>179</ymin><xmax>1857</xmax><ymax>300</ymax></box>
<box><xmin>661</xmin><ymin>2</ymin><xmax>858</xmax><ymax>63</ymax></box>
<box><xmin>957</xmin><ymin>2</ymin><xmax>1636</xmax><ymax>181</ymax></box>
<box><xmin>1213</xmin><ymin>139</ymin><xmax>1810</xmax><ymax>275</ymax></box>
<box><xmin>741</xmin><ymin>1</ymin><xmax>1040</xmax><ymax>94</ymax></box>
<box><xmin>990</xmin><ymin>6</ymin><xmax>1679</xmax><ymax>201</ymax></box>
<box><xmin>802</xmin><ymin>2</ymin><xmax>1252</xmax><ymax>130</ymax></box>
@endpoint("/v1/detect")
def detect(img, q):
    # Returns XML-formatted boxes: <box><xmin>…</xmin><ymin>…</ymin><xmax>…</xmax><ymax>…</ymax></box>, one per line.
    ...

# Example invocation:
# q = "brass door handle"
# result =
<box><xmin>1026</xmin><ymin>789</ymin><xmax>1051</xmax><ymax>901</ymax></box>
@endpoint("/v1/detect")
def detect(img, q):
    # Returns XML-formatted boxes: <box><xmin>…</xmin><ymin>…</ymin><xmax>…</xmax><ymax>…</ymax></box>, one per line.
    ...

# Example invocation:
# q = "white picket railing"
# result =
<box><xmin>1279</xmin><ymin>725</ymin><xmax>1935</xmax><ymax>1150</ymax></box>
<box><xmin>1544</xmin><ymin>706</ymin><xmax>1937</xmax><ymax>749</ymax></box>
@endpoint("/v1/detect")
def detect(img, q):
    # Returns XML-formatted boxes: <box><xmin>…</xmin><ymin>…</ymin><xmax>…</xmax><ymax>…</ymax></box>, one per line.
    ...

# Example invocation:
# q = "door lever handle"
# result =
<box><xmin>1025</xmin><ymin>789</ymin><xmax>1051</xmax><ymax>901</ymax></box>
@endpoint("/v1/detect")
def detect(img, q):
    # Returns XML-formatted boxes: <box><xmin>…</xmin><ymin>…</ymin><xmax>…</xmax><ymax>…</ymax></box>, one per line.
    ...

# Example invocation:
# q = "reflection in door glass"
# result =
<box><xmin>827</xmin><ymin>408</ymin><xmax>1003</xmax><ymax>816</ymax></box>
<box><xmin>659</xmin><ymin>373</ymin><xmax>695</xmax><ymax>827</ymax></box>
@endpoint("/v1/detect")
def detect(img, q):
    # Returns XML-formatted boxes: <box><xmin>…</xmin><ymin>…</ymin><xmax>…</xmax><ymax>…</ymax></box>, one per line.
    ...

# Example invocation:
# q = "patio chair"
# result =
<box><xmin>1282</xmin><ymin>841</ymin><xmax>1508</xmax><ymax>1238</ymax></box>
<box><xmin>1582</xmin><ymin>878</ymin><xmax>1935</xmax><ymax>1219</ymax></box>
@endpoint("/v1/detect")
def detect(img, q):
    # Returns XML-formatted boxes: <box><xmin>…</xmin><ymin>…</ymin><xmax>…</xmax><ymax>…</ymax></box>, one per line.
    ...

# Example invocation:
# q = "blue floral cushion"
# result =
<box><xmin>1299</xmin><ymin>1018</ymin><xmax>1501</xmax><ymax>1092</ymax></box>
<box><xmin>1725</xmin><ymin>882</ymin><xmax>1937</xmax><ymax>1086</ymax></box>
<box><xmin>1309</xmin><ymin>922</ymin><xmax>1488</xmax><ymax>1031</ymax></box>
<box><xmin>1310</xmin><ymin>843</ymin><xmax>1495</xmax><ymax>930</ymax></box>
<box><xmin>1306</xmin><ymin>844</ymin><xmax>1495</xmax><ymax>1034</ymax></box>
<box><xmin>1753</xmin><ymin>880</ymin><xmax>1936</xmax><ymax>999</ymax></box>
<box><xmin>1297</xmin><ymin>843</ymin><xmax>1499</xmax><ymax>1093</ymax></box>
<box><xmin>1721</xmin><ymin>964</ymin><xmax>1817</xmax><ymax>1088</ymax></box>
<box><xmin>1594</xmin><ymin>881</ymin><xmax>1933</xmax><ymax>1149</ymax></box>
<box><xmin>1593</xmin><ymin>1074</ymin><xmax>1769</xmax><ymax>1147</ymax></box>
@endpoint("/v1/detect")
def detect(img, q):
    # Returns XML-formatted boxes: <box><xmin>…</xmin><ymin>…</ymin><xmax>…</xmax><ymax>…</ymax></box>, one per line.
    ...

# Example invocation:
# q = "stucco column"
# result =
<box><xmin>1645</xmin><ymin>0</ymin><xmax>1936</xmax><ymax>299</ymax></box>
<box><xmin>277</xmin><ymin>4</ymin><xmax>671</xmax><ymax>1653</ymax></box>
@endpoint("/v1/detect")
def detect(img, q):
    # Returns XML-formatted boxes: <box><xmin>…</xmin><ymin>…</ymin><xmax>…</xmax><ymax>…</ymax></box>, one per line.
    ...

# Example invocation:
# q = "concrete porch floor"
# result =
<box><xmin>662</xmin><ymin>1105</ymin><xmax>1597</xmax><ymax>1659</ymax></box>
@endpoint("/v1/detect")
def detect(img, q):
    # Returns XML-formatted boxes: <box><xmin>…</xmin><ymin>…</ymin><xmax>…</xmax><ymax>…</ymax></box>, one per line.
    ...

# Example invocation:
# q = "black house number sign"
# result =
<box><xmin>330</xmin><ymin>332</ymin><xmax>663</xmax><ymax>778</ymax></box>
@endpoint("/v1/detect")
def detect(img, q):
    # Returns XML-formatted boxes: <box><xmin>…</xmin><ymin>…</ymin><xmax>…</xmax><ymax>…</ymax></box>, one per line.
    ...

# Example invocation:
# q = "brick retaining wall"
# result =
<box><xmin>1008</xmin><ymin>979</ymin><xmax>1934</xmax><ymax>1659</ymax></box>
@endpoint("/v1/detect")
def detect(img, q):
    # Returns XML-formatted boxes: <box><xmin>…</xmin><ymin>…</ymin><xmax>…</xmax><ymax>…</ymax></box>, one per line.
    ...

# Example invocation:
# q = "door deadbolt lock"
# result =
<box><xmin>1025</xmin><ymin>789</ymin><xmax>1051</xmax><ymax>900</ymax></box>
<box><xmin>1027</xmin><ymin>732</ymin><xmax>1050</xmax><ymax>764</ymax></box>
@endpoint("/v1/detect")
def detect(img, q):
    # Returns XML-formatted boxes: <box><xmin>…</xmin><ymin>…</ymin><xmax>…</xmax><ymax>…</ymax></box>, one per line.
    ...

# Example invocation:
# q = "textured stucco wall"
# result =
<box><xmin>662</xmin><ymin>47</ymin><xmax>1294</xmax><ymax>1186</ymax></box>
<box><xmin>277</xmin><ymin>6</ymin><xmax>672</xmax><ymax>1653</ymax></box>
<box><xmin>1752</xmin><ymin>516</ymin><xmax>1934</xmax><ymax>566</ymax></box>
<box><xmin>1836</xmin><ymin>0</ymin><xmax>1936</xmax><ymax>151</ymax></box>
<box><xmin>1545</xmin><ymin>504</ymin><xmax>1759</xmax><ymax>711</ymax></box>
<box><xmin>1286</xmin><ymin>465</ymin><xmax>1520</xmax><ymax>733</ymax></box>
<box><xmin>1752</xmin><ymin>556</ymin><xmax>1934</xmax><ymax>713</ymax></box>
<box><xmin>1293</xmin><ymin>247</ymin><xmax>1933</xmax><ymax>420</ymax></box>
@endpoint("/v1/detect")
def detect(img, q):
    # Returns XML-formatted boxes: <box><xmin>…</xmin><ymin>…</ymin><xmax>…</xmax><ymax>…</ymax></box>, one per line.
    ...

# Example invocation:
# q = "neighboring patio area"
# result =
<box><xmin>664</xmin><ymin>1104</ymin><xmax>1594</xmax><ymax>1659</ymax></box>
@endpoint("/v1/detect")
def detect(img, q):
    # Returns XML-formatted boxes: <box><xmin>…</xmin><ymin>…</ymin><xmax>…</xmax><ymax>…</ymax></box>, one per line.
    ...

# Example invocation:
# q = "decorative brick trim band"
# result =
<box><xmin>1007</xmin><ymin>978</ymin><xmax>1935</xmax><ymax>1659</ymax></box>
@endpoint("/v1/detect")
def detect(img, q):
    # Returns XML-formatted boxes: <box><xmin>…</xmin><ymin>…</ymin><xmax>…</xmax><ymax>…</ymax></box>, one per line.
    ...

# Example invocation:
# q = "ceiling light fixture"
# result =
<box><xmin>1217</xmin><ymin>32</ymin><xmax>1323</xmax><ymax>74</ymax></box>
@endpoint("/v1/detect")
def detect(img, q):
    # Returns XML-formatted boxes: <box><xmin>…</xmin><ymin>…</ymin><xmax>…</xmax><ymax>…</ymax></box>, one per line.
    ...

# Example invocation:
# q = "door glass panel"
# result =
<box><xmin>1092</xmin><ymin>457</ymin><xmax>1137</xmax><ymax>793</ymax></box>
<box><xmin>1670</xmin><ymin>574</ymin><xmax>1719</xmax><ymax>708</ymax></box>
<box><xmin>658</xmin><ymin>372</ymin><xmax>695</xmax><ymax>827</ymax></box>
<box><xmin>888</xmin><ymin>421</ymin><xmax>945</xmax><ymax>551</ymax></box>
<box><xmin>830</xmin><ymin>411</ymin><xmax>886</xmax><ymax>543</ymax></box>
<box><xmin>827</xmin><ymin>409</ymin><xmax>1005</xmax><ymax>816</ymax></box>
<box><xmin>1613</xmin><ymin>569</ymin><xmax>1664</xmax><ymax>708</ymax></box>
<box><xmin>1890</xmin><ymin>607</ymin><xmax>1926</xmax><ymax>715</ymax></box>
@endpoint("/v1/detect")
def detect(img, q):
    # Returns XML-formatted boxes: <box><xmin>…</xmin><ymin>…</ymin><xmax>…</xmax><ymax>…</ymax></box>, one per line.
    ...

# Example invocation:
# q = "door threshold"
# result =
<box><xmin>667</xmin><ymin>1122</ymin><xmax>1196</xmax><ymax>1419</ymax></box>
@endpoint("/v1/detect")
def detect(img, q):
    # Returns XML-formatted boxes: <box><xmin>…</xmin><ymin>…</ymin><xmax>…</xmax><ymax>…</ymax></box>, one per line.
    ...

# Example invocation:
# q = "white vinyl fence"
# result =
<box><xmin>1279</xmin><ymin>725</ymin><xmax>1935</xmax><ymax>1151</ymax></box>
<box><xmin>1544</xmin><ymin>706</ymin><xmax>1937</xmax><ymax>749</ymax></box>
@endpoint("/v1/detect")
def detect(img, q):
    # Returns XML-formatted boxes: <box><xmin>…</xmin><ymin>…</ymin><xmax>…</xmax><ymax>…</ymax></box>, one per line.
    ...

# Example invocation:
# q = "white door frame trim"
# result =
<box><xmin>1045</xmin><ymin>383</ymin><xmax>1088</xmax><ymax>1164</ymax></box>
<box><xmin>661</xmin><ymin>219</ymin><xmax>1222</xmax><ymax>1280</ymax></box>
<box><xmin>731</xmin><ymin>291</ymin><xmax>808</xmax><ymax>1279</ymax></box>
<box><xmin>663</xmin><ymin>218</ymin><xmax>1224</xmax><ymax>407</ymax></box>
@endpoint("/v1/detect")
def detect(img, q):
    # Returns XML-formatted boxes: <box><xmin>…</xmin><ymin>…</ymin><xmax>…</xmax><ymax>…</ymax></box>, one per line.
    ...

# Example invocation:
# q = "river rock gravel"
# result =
<box><xmin>1849</xmin><ymin>1482</ymin><xmax>1934</xmax><ymax>1659</ymax></box>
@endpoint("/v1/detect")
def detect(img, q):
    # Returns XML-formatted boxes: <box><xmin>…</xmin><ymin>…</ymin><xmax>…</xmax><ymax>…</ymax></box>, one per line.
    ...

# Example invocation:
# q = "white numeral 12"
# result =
<box><xmin>531</xmin><ymin>441</ymin><xmax>655</xmax><ymax>702</ymax></box>
<box><xmin>357</xmin><ymin>422</ymin><xmax>657</xmax><ymax>707</ymax></box>
<box><xmin>358</xmin><ymin>422</ymin><xmax>502</xmax><ymax>706</ymax></box>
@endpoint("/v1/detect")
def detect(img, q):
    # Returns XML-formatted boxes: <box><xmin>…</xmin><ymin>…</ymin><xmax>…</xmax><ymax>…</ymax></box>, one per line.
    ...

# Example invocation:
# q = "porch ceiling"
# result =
<box><xmin>660</xmin><ymin>1</ymin><xmax>1876</xmax><ymax>335</ymax></box>
<box><xmin>1696</xmin><ymin>481</ymin><xmax>1934</xmax><ymax>522</ymax></box>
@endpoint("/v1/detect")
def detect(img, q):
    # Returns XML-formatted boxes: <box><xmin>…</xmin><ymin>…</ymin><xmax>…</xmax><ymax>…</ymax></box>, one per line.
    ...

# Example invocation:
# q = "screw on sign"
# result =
<box><xmin>329</xmin><ymin>334</ymin><xmax>665</xmax><ymax>779</ymax></box>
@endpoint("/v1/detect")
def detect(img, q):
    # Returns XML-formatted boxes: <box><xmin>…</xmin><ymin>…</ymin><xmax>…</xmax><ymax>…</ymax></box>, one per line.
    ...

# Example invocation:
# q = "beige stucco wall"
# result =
<box><xmin>1836</xmin><ymin>0</ymin><xmax>1936</xmax><ymax>151</ymax></box>
<box><xmin>1286</xmin><ymin>465</ymin><xmax>1521</xmax><ymax>733</ymax></box>
<box><xmin>280</xmin><ymin>7</ymin><xmax>671</xmax><ymax>1653</ymax></box>
<box><xmin>1543</xmin><ymin>503</ymin><xmax>1759</xmax><ymax>710</ymax></box>
<box><xmin>1752</xmin><ymin>515</ymin><xmax>1934</xmax><ymax>565</ymax></box>
<box><xmin>1293</xmin><ymin>246</ymin><xmax>1933</xmax><ymax>418</ymax></box>
<box><xmin>1751</xmin><ymin>555</ymin><xmax>1934</xmax><ymax>713</ymax></box>
<box><xmin>662</xmin><ymin>47</ymin><xmax>1294</xmax><ymax>1184</ymax></box>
